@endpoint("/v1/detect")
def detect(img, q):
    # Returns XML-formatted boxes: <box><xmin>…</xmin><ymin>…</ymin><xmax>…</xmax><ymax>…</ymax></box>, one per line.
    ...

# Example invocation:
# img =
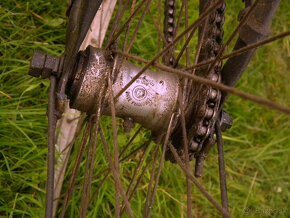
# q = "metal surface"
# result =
<box><xmin>53</xmin><ymin>1</ymin><xmax>117</xmax><ymax>215</ymax></box>
<box><xmin>167</xmin><ymin>0</ymin><xmax>225</xmax><ymax>167</ymax></box>
<box><xmin>163</xmin><ymin>0</ymin><xmax>176</xmax><ymax>65</ymax></box>
<box><xmin>215</xmin><ymin>119</ymin><xmax>229</xmax><ymax>215</ymax></box>
<box><xmin>29</xmin><ymin>50</ymin><xmax>60</xmax><ymax>78</ymax></box>
<box><xmin>26</xmin><ymin>0</ymin><xmax>288</xmax><ymax>216</ymax></box>
<box><xmin>68</xmin><ymin>46</ymin><xmax>180</xmax><ymax>134</ymax></box>
<box><xmin>46</xmin><ymin>76</ymin><xmax>57</xmax><ymax>218</ymax></box>
<box><xmin>56</xmin><ymin>0</ymin><xmax>104</xmax><ymax>112</ymax></box>
<box><xmin>221</xmin><ymin>0</ymin><xmax>281</xmax><ymax>105</ymax></box>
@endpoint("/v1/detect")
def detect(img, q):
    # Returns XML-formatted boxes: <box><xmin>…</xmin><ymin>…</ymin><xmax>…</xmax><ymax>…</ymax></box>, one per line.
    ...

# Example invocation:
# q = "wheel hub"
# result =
<box><xmin>67</xmin><ymin>46</ymin><xmax>180</xmax><ymax>134</ymax></box>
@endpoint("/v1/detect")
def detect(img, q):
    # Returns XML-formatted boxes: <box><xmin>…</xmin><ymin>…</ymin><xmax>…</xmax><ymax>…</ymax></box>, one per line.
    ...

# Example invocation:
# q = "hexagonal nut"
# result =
<box><xmin>220</xmin><ymin>110</ymin><xmax>233</xmax><ymax>132</ymax></box>
<box><xmin>29</xmin><ymin>50</ymin><xmax>47</xmax><ymax>78</ymax></box>
<box><xmin>42</xmin><ymin>55</ymin><xmax>58</xmax><ymax>79</ymax></box>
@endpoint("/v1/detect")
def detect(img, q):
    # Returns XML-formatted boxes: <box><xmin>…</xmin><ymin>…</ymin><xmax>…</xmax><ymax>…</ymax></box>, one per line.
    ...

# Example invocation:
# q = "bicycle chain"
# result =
<box><xmin>164</xmin><ymin>1</ymin><xmax>226</xmax><ymax>163</ymax></box>
<box><xmin>163</xmin><ymin>0</ymin><xmax>176</xmax><ymax>65</ymax></box>
<box><xmin>189</xmin><ymin>1</ymin><xmax>225</xmax><ymax>155</ymax></box>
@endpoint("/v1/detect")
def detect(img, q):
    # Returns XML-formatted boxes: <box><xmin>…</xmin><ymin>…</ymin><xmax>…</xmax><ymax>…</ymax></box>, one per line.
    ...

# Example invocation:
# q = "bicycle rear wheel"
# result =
<box><xmin>28</xmin><ymin>0</ymin><xmax>289</xmax><ymax>217</ymax></box>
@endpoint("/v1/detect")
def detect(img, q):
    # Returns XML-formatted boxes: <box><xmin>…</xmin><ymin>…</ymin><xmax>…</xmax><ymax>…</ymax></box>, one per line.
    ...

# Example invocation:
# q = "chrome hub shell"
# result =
<box><xmin>68</xmin><ymin>46</ymin><xmax>180</xmax><ymax>134</ymax></box>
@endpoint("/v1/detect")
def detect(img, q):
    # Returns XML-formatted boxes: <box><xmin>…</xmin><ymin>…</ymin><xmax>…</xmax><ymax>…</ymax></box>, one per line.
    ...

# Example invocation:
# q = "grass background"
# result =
<box><xmin>0</xmin><ymin>0</ymin><xmax>289</xmax><ymax>217</ymax></box>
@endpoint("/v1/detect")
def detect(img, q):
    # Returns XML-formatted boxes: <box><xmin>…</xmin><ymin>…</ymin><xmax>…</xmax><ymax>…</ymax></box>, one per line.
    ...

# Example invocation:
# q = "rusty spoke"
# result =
<box><xmin>144</xmin><ymin>114</ymin><xmax>176</xmax><ymax>218</ymax></box>
<box><xmin>215</xmin><ymin>119</ymin><xmax>229</xmax><ymax>214</ymax></box>
<box><xmin>173</xmin><ymin>27</ymin><xmax>197</xmax><ymax>67</ymax></box>
<box><xmin>119</xmin><ymin>126</ymin><xmax>143</xmax><ymax>157</ymax></box>
<box><xmin>115</xmin><ymin>50</ymin><xmax>290</xmax><ymax>114</ymax></box>
<box><xmin>178</xmin><ymin>87</ymin><xmax>192</xmax><ymax>218</ymax></box>
<box><xmin>125</xmin><ymin>140</ymin><xmax>152</xmax><ymax>197</ymax></box>
<box><xmin>45</xmin><ymin>76</ymin><xmax>57</xmax><ymax>218</ymax></box>
<box><xmin>148</xmin><ymin>8</ymin><xmax>168</xmax><ymax>46</ymax></box>
<box><xmin>80</xmin><ymin>85</ymin><xmax>105</xmax><ymax>217</ymax></box>
<box><xmin>120</xmin><ymin>137</ymin><xmax>161</xmax><ymax>216</ymax></box>
<box><xmin>125</xmin><ymin>0</ymin><xmax>152</xmax><ymax>53</ymax></box>
<box><xmin>57</xmin><ymin>127</ymin><xmax>144</xmax><ymax>201</ymax></box>
<box><xmin>107</xmin><ymin>70</ymin><xmax>121</xmax><ymax>217</ymax></box>
<box><xmin>173</xmin><ymin>0</ymin><xmax>186</xmax><ymax>38</ymax></box>
<box><xmin>167</xmin><ymin>143</ymin><xmax>231</xmax><ymax>218</ymax></box>
<box><xmin>37</xmin><ymin>1</ymin><xmax>290</xmax><ymax>217</ymax></box>
<box><xmin>204</xmin><ymin>0</ymin><xmax>261</xmax><ymax>80</ymax></box>
<box><xmin>114</xmin><ymin>0</ymin><xmax>224</xmax><ymax>100</ymax></box>
<box><xmin>105</xmin><ymin>0</ymin><xmax>131</xmax><ymax>48</ymax></box>
<box><xmin>185</xmin><ymin>0</ymin><xmax>189</xmax><ymax>67</ymax></box>
<box><xmin>157</xmin><ymin>0</ymin><xmax>162</xmax><ymax>59</ymax></box>
<box><xmin>79</xmin><ymin>120</ymin><xmax>97</xmax><ymax>218</ymax></box>
<box><xmin>106</xmin><ymin>0</ymin><xmax>148</xmax><ymax>48</ymax></box>
<box><xmin>60</xmin><ymin>122</ymin><xmax>91</xmax><ymax>218</ymax></box>
<box><xmin>142</xmin><ymin>139</ymin><xmax>160</xmax><ymax>218</ymax></box>
<box><xmin>99</xmin><ymin>127</ymin><xmax>134</xmax><ymax>218</ymax></box>
<box><xmin>182</xmin><ymin>30</ymin><xmax>290</xmax><ymax>72</ymax></box>
<box><xmin>123</xmin><ymin>0</ymin><xmax>137</xmax><ymax>50</ymax></box>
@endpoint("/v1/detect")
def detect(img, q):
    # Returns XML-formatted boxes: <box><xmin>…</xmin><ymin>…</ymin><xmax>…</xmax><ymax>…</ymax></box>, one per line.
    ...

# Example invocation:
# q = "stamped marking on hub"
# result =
<box><xmin>133</xmin><ymin>85</ymin><xmax>147</xmax><ymax>101</ymax></box>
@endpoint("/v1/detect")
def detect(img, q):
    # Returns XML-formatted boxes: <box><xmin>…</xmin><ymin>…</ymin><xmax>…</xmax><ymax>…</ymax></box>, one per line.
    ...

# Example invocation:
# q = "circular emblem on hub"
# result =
<box><xmin>132</xmin><ymin>85</ymin><xmax>147</xmax><ymax>101</ymax></box>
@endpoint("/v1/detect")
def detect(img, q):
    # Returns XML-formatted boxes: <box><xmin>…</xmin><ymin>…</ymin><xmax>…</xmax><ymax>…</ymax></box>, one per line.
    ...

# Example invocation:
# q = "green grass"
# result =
<box><xmin>1</xmin><ymin>0</ymin><xmax>289</xmax><ymax>217</ymax></box>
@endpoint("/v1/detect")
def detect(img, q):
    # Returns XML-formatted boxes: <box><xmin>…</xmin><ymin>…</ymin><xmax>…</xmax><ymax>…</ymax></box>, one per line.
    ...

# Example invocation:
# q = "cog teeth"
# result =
<box><xmin>168</xmin><ymin>8</ymin><xmax>174</xmax><ymax>15</ymax></box>
<box><xmin>168</xmin><ymin>17</ymin><xmax>174</xmax><ymax>24</ymax></box>
<box><xmin>189</xmin><ymin>141</ymin><xmax>198</xmax><ymax>152</ymax></box>
<box><xmin>168</xmin><ymin>0</ymin><xmax>175</xmax><ymax>6</ymax></box>
<box><xmin>209</xmin><ymin>73</ymin><xmax>219</xmax><ymax>82</ymax></box>
<box><xmin>167</xmin><ymin>26</ymin><xmax>174</xmax><ymax>33</ymax></box>
<box><xmin>197</xmin><ymin>126</ymin><xmax>207</xmax><ymax>136</ymax></box>
<box><xmin>217</xmin><ymin>3</ymin><xmax>226</xmax><ymax>14</ymax></box>
<box><xmin>209</xmin><ymin>89</ymin><xmax>218</xmax><ymax>100</ymax></box>
<box><xmin>205</xmin><ymin>107</ymin><xmax>214</xmax><ymax>119</ymax></box>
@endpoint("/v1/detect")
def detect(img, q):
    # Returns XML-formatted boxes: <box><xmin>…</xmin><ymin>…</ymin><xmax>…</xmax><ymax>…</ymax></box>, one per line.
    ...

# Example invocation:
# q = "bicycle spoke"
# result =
<box><xmin>120</xmin><ymin>140</ymin><xmax>152</xmax><ymax>214</ymax></box>
<box><xmin>60</xmin><ymin>122</ymin><xmax>91</xmax><ymax>218</ymax></box>
<box><xmin>185</xmin><ymin>12</ymin><xmax>209</xmax><ymax>96</ymax></box>
<box><xmin>167</xmin><ymin>143</ymin><xmax>231</xmax><ymax>218</ymax></box>
<box><xmin>215</xmin><ymin>119</ymin><xmax>229</xmax><ymax>214</ymax></box>
<box><xmin>178</xmin><ymin>87</ymin><xmax>192</xmax><ymax>218</ymax></box>
<box><xmin>123</xmin><ymin>0</ymin><xmax>137</xmax><ymax>50</ymax></box>
<box><xmin>173</xmin><ymin>0</ymin><xmax>185</xmax><ymax>38</ymax></box>
<box><xmin>107</xmin><ymin>71</ymin><xmax>121</xmax><ymax>217</ymax></box>
<box><xmin>119</xmin><ymin>126</ymin><xmax>143</xmax><ymax>157</ymax></box>
<box><xmin>148</xmin><ymin>8</ymin><xmax>168</xmax><ymax>46</ymax></box>
<box><xmin>204</xmin><ymin>0</ymin><xmax>261</xmax><ymax>82</ymax></box>
<box><xmin>185</xmin><ymin>0</ymin><xmax>189</xmax><ymax>67</ymax></box>
<box><xmin>88</xmin><ymin>170</ymin><xmax>110</xmax><ymax>206</ymax></box>
<box><xmin>88</xmin><ymin>134</ymin><xmax>147</xmax><ymax>205</ymax></box>
<box><xmin>120</xmin><ymin>137</ymin><xmax>162</xmax><ymax>216</ymax></box>
<box><xmin>99</xmin><ymin>127</ymin><xmax>134</xmax><ymax>218</ymax></box>
<box><xmin>106</xmin><ymin>0</ymin><xmax>148</xmax><ymax>48</ymax></box>
<box><xmin>80</xmin><ymin>120</ymin><xmax>98</xmax><ymax>217</ymax></box>
<box><xmin>46</xmin><ymin>76</ymin><xmax>57</xmax><ymax>218</ymax></box>
<box><xmin>157</xmin><ymin>0</ymin><xmax>162</xmax><ymax>59</ymax></box>
<box><xmin>115</xmin><ymin>51</ymin><xmax>290</xmax><ymax>114</ymax></box>
<box><xmin>144</xmin><ymin>113</ymin><xmax>176</xmax><ymax>218</ymax></box>
<box><xmin>143</xmin><ymin>140</ymin><xmax>160</xmax><ymax>218</ymax></box>
<box><xmin>105</xmin><ymin>0</ymin><xmax>131</xmax><ymax>48</ymax></box>
<box><xmin>173</xmin><ymin>27</ymin><xmax>197</xmax><ymax>67</ymax></box>
<box><xmin>184</xmin><ymin>31</ymin><xmax>290</xmax><ymax>72</ymax></box>
<box><xmin>114</xmin><ymin>0</ymin><xmax>224</xmax><ymax>100</ymax></box>
<box><xmin>125</xmin><ymin>140</ymin><xmax>152</xmax><ymax>197</ymax></box>
<box><xmin>53</xmin><ymin>116</ymin><xmax>86</xmax><ymax>214</ymax></box>
<box><xmin>57</xmin><ymin>127</ymin><xmax>144</xmax><ymax>202</ymax></box>
<box><xmin>80</xmin><ymin>86</ymin><xmax>105</xmax><ymax>217</ymax></box>
<box><xmin>125</xmin><ymin>0</ymin><xmax>152</xmax><ymax>53</ymax></box>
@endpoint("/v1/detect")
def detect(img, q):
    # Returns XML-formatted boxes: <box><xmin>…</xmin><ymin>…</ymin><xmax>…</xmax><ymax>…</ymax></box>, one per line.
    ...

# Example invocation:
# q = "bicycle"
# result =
<box><xmin>21</xmin><ymin>0</ymin><xmax>290</xmax><ymax>217</ymax></box>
